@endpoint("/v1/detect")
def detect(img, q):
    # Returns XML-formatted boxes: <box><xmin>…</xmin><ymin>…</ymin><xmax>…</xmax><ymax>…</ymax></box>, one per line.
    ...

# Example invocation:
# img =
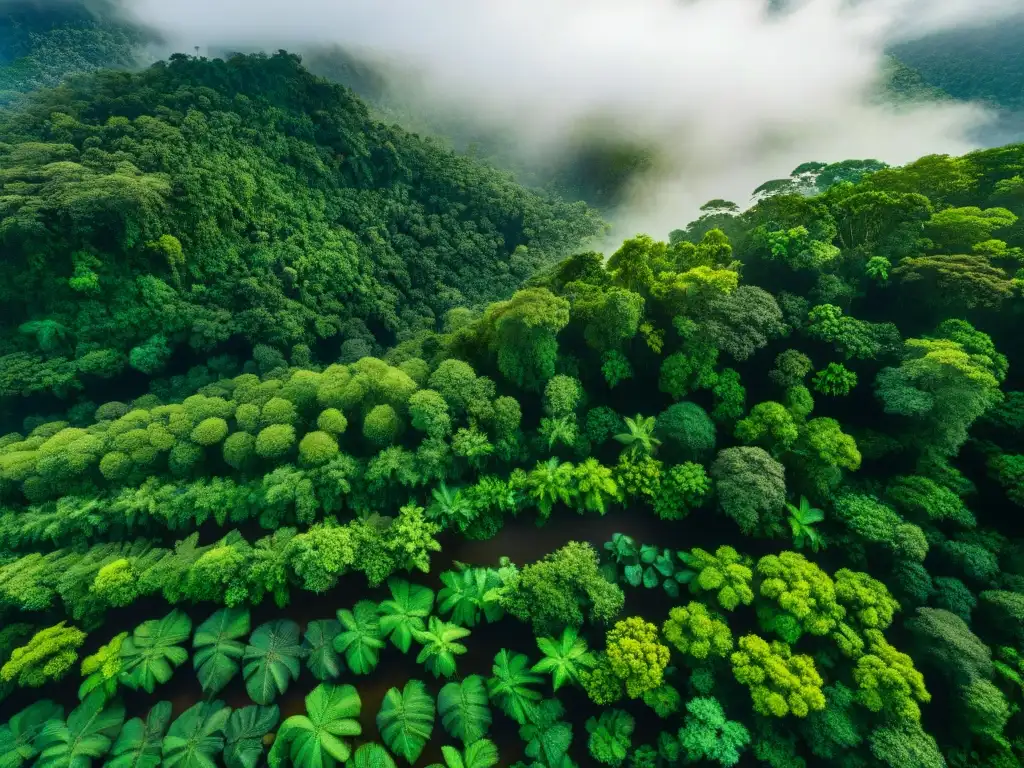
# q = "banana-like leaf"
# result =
<box><xmin>302</xmin><ymin>619</ymin><xmax>342</xmax><ymax>681</ymax></box>
<box><xmin>486</xmin><ymin>650</ymin><xmax>542</xmax><ymax>725</ymax></box>
<box><xmin>119</xmin><ymin>609</ymin><xmax>192</xmax><ymax>694</ymax></box>
<box><xmin>268</xmin><ymin>683</ymin><xmax>361</xmax><ymax>768</ymax></box>
<box><xmin>193</xmin><ymin>607</ymin><xmax>250</xmax><ymax>695</ymax></box>
<box><xmin>34</xmin><ymin>691</ymin><xmax>125</xmax><ymax>768</ymax></box>
<box><xmin>0</xmin><ymin>700</ymin><xmax>63</xmax><ymax>768</ymax></box>
<box><xmin>377</xmin><ymin>680</ymin><xmax>435</xmax><ymax>765</ymax></box>
<box><xmin>224</xmin><ymin>705</ymin><xmax>279</xmax><ymax>768</ymax></box>
<box><xmin>334</xmin><ymin>601</ymin><xmax>384</xmax><ymax>675</ymax></box>
<box><xmin>243</xmin><ymin>620</ymin><xmax>304</xmax><ymax>705</ymax></box>
<box><xmin>349</xmin><ymin>743</ymin><xmax>398</xmax><ymax>768</ymax></box>
<box><xmin>438</xmin><ymin>675</ymin><xmax>492</xmax><ymax>745</ymax></box>
<box><xmin>161</xmin><ymin>700</ymin><xmax>231</xmax><ymax>768</ymax></box>
<box><xmin>106</xmin><ymin>701</ymin><xmax>172</xmax><ymax>768</ymax></box>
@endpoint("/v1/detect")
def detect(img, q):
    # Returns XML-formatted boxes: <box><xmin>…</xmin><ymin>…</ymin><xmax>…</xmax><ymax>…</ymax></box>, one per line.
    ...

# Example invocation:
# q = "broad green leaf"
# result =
<box><xmin>35</xmin><ymin>691</ymin><xmax>125</xmax><ymax>768</ymax></box>
<box><xmin>224</xmin><ymin>705</ymin><xmax>279</xmax><ymax>768</ymax></box>
<box><xmin>623</xmin><ymin>564</ymin><xmax>642</xmax><ymax>587</ymax></box>
<box><xmin>268</xmin><ymin>683</ymin><xmax>361</xmax><ymax>768</ymax></box>
<box><xmin>334</xmin><ymin>601</ymin><xmax>385</xmax><ymax>675</ymax></box>
<box><xmin>161</xmin><ymin>700</ymin><xmax>230</xmax><ymax>768</ymax></box>
<box><xmin>349</xmin><ymin>743</ymin><xmax>398</xmax><ymax>768</ymax></box>
<box><xmin>413</xmin><ymin>616</ymin><xmax>470</xmax><ymax>678</ymax></box>
<box><xmin>194</xmin><ymin>608</ymin><xmax>250</xmax><ymax>695</ymax></box>
<box><xmin>243</xmin><ymin>620</ymin><xmax>303</xmax><ymax>705</ymax></box>
<box><xmin>532</xmin><ymin>627</ymin><xmax>595</xmax><ymax>692</ymax></box>
<box><xmin>642</xmin><ymin>567</ymin><xmax>659</xmax><ymax>589</ymax></box>
<box><xmin>119</xmin><ymin>610</ymin><xmax>192</xmax><ymax>694</ymax></box>
<box><xmin>438</xmin><ymin>675</ymin><xmax>491</xmax><ymax>745</ymax></box>
<box><xmin>303</xmin><ymin>619</ymin><xmax>343</xmax><ymax>681</ymax></box>
<box><xmin>378</xmin><ymin>579</ymin><xmax>434</xmax><ymax>654</ymax></box>
<box><xmin>461</xmin><ymin>739</ymin><xmax>499</xmax><ymax>768</ymax></box>
<box><xmin>106</xmin><ymin>701</ymin><xmax>171</xmax><ymax>768</ymax></box>
<box><xmin>521</xmin><ymin>700</ymin><xmax>571</xmax><ymax>767</ymax></box>
<box><xmin>486</xmin><ymin>650</ymin><xmax>542</xmax><ymax>725</ymax></box>
<box><xmin>0</xmin><ymin>700</ymin><xmax>63</xmax><ymax>768</ymax></box>
<box><xmin>377</xmin><ymin>680</ymin><xmax>435</xmax><ymax>764</ymax></box>
<box><xmin>437</xmin><ymin>569</ymin><xmax>502</xmax><ymax>627</ymax></box>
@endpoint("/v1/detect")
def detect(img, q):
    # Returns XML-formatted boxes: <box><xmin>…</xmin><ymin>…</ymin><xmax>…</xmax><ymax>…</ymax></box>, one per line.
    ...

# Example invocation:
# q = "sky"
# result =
<box><xmin>122</xmin><ymin>0</ymin><xmax>1024</xmax><ymax>238</ymax></box>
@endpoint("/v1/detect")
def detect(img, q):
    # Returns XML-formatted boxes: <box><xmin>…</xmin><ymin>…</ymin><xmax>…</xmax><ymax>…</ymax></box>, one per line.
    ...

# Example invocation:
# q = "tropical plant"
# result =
<box><xmin>335</xmin><ymin>601</ymin><xmax>386</xmax><ymax>675</ymax></box>
<box><xmin>107</xmin><ymin>701</ymin><xmax>171</xmax><ymax>768</ymax></box>
<box><xmin>438</xmin><ymin>675</ymin><xmax>493</xmax><ymax>745</ymax></box>
<box><xmin>786</xmin><ymin>496</ymin><xmax>826</xmax><ymax>553</ymax></box>
<box><xmin>414</xmin><ymin>617</ymin><xmax>471</xmax><ymax>678</ymax></box>
<box><xmin>161</xmin><ymin>700</ymin><xmax>231</xmax><ymax>768</ymax></box>
<box><xmin>585</xmin><ymin>709</ymin><xmax>634</xmax><ymax>766</ymax></box>
<box><xmin>377</xmin><ymin>680</ymin><xmax>436</xmax><ymax>764</ymax></box>
<box><xmin>120</xmin><ymin>609</ymin><xmax>193</xmax><ymax>694</ymax></box>
<box><xmin>532</xmin><ymin>627</ymin><xmax>596</xmax><ymax>691</ymax></box>
<box><xmin>34</xmin><ymin>692</ymin><xmax>125</xmax><ymax>768</ymax></box>
<box><xmin>614</xmin><ymin>415</ymin><xmax>662</xmax><ymax>457</ymax></box>
<box><xmin>0</xmin><ymin>700</ymin><xmax>64</xmax><ymax>768</ymax></box>
<box><xmin>242</xmin><ymin>620</ymin><xmax>304</xmax><ymax>705</ymax></box>
<box><xmin>379</xmin><ymin>579</ymin><xmax>435</xmax><ymax>653</ymax></box>
<box><xmin>437</xmin><ymin>567</ymin><xmax>503</xmax><ymax>627</ymax></box>
<box><xmin>603</xmin><ymin>533</ymin><xmax>685</xmax><ymax>596</ymax></box>
<box><xmin>425</xmin><ymin>740</ymin><xmax>500</xmax><ymax>768</ymax></box>
<box><xmin>79</xmin><ymin>632</ymin><xmax>127</xmax><ymax>702</ymax></box>
<box><xmin>428</xmin><ymin>483</ymin><xmax>476</xmax><ymax>532</ymax></box>
<box><xmin>225</xmin><ymin>706</ymin><xmax>279</xmax><ymax>768</ymax></box>
<box><xmin>350</xmin><ymin>743</ymin><xmax>399</xmax><ymax>768</ymax></box>
<box><xmin>193</xmin><ymin>607</ymin><xmax>250</xmax><ymax>695</ymax></box>
<box><xmin>521</xmin><ymin>699</ymin><xmax>573</xmax><ymax>766</ymax></box>
<box><xmin>270</xmin><ymin>683</ymin><xmax>362</xmax><ymax>767</ymax></box>
<box><xmin>303</xmin><ymin>619</ymin><xmax>343</xmax><ymax>681</ymax></box>
<box><xmin>487</xmin><ymin>649</ymin><xmax>544</xmax><ymax>725</ymax></box>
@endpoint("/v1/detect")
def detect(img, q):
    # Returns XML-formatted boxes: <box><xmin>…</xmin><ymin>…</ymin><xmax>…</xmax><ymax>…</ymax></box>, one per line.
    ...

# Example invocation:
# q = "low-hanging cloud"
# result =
<box><xmin>123</xmin><ymin>0</ymin><xmax>1024</xmax><ymax>239</ymax></box>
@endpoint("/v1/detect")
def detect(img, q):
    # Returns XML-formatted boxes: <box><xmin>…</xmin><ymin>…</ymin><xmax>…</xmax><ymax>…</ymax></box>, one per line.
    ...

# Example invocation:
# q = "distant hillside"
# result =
<box><xmin>0</xmin><ymin>51</ymin><xmax>603</xmax><ymax>405</ymax></box>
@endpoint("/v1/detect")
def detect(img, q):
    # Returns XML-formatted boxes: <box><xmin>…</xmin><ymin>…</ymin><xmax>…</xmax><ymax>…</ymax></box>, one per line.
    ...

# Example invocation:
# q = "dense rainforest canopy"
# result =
<box><xmin>2</xmin><ymin>9</ymin><xmax>1024</xmax><ymax>768</ymax></box>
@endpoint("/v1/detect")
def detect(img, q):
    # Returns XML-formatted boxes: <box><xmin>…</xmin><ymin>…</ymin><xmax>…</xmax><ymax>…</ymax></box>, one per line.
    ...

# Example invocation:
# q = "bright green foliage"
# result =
<box><xmin>413</xmin><ymin>616</ymin><xmax>470</xmax><ymax>678</ymax></box>
<box><xmin>605</xmin><ymin>616</ymin><xmax>670</xmax><ymax>698</ymax></box>
<box><xmin>854</xmin><ymin>630</ymin><xmax>931</xmax><ymax>721</ymax></box>
<box><xmin>0</xmin><ymin>621</ymin><xmax>85</xmax><ymax>688</ymax></box>
<box><xmin>438</xmin><ymin>675</ymin><xmax>492</xmax><ymax>744</ymax></box>
<box><xmin>525</xmin><ymin>458</ymin><xmax>576</xmax><ymax>520</ymax></box>
<box><xmin>869</xmin><ymin>723</ymin><xmax>945</xmax><ymax>768</ymax></box>
<box><xmin>601</xmin><ymin>350</ymin><xmax>633</xmax><ymax>388</ymax></box>
<box><xmin>270</xmin><ymin>684</ymin><xmax>362</xmax><ymax>767</ymax></box>
<box><xmin>735</xmin><ymin>402</ymin><xmax>799</xmax><ymax>453</ymax></box>
<box><xmin>520</xmin><ymin>699</ymin><xmax>573</xmax><ymax>767</ymax></box>
<box><xmin>886</xmin><ymin>474</ymin><xmax>976</xmax><ymax>527</ymax></box>
<box><xmin>377</xmin><ymin>680</ymin><xmax>435</xmax><ymax>764</ymax></box>
<box><xmin>437</xmin><ymin>567</ymin><xmax>503</xmax><ymax>627</ymax></box>
<box><xmin>34</xmin><ymin>691</ymin><xmax>125</xmax><ymax>768</ymax></box>
<box><xmin>769</xmin><ymin>351</ymin><xmax>813</xmax><ymax>389</ymax></box>
<box><xmin>487</xmin><ymin>649</ymin><xmax>543</xmax><ymax>725</ymax></box>
<box><xmin>107</xmin><ymin>701</ymin><xmax>172</xmax><ymax>768</ymax></box>
<box><xmin>79</xmin><ymin>631</ymin><xmax>126</xmax><ymax>702</ymax></box>
<box><xmin>614</xmin><ymin>415</ymin><xmax>661</xmax><ymax>458</ymax></box>
<box><xmin>350</xmin><ymin>744</ymin><xmax>398</xmax><ymax>768</ymax></box>
<box><xmin>254</xmin><ymin>425</ymin><xmax>296</xmax><ymax>459</ymax></box>
<box><xmin>613</xmin><ymin>454</ymin><xmax>662</xmax><ymax>502</ymax></box>
<box><xmin>316</xmin><ymin>409</ymin><xmax>348</xmax><ymax>436</ymax></box>
<box><xmin>642</xmin><ymin>684</ymin><xmax>682</xmax><ymax>718</ymax></box>
<box><xmin>785</xmin><ymin>497</ymin><xmax>826</xmax><ymax>552</ymax></box>
<box><xmin>629</xmin><ymin>744</ymin><xmax>658</xmax><ymax>768</ymax></box>
<box><xmin>573</xmin><ymin>458</ymin><xmax>620</xmax><ymax>515</ymax></box>
<box><xmin>532</xmin><ymin>626</ymin><xmax>596</xmax><ymax>691</ymax></box>
<box><xmin>379</xmin><ymin>579</ymin><xmax>435</xmax><ymax>654</ymax></box>
<box><xmin>497</xmin><ymin>541</ymin><xmax>624</xmax><ymax>634</ymax></box>
<box><xmin>731</xmin><ymin>635</ymin><xmax>826</xmax><ymax>717</ymax></box>
<box><xmin>834</xmin><ymin>569</ymin><xmax>899</xmax><ymax>630</ymax></box>
<box><xmin>580</xmin><ymin>653</ymin><xmax>626</xmax><ymax>706</ymax></box>
<box><xmin>481</xmin><ymin>288</ymin><xmax>571</xmax><ymax>391</ymax></box>
<box><xmin>832</xmin><ymin>493</ymin><xmax>929</xmax><ymax>562</ymax></box>
<box><xmin>193</xmin><ymin>607</ymin><xmax>250</xmax><ymax>695</ymax></box>
<box><xmin>426</xmin><ymin>741</ymin><xmax>499</xmax><ymax>768</ymax></box>
<box><xmin>0</xmin><ymin>700</ymin><xmax>64</xmax><ymax>768</ymax></box>
<box><xmin>662</xmin><ymin>602</ymin><xmax>734</xmax><ymax>660</ymax></box>
<box><xmin>298</xmin><ymin>431</ymin><xmax>339</xmax><ymax>467</ymax></box>
<box><xmin>710</xmin><ymin>447</ymin><xmax>787</xmax><ymax>535</ymax></box>
<box><xmin>363</xmin><ymin>405</ymin><xmax>401</xmax><ymax>447</ymax></box>
<box><xmin>655</xmin><ymin>403</ymin><xmax>716</xmax><ymax>459</ymax></box>
<box><xmin>756</xmin><ymin>552</ymin><xmax>845</xmax><ymax>640</ymax></box>
<box><xmin>302</xmin><ymin>620</ymin><xmax>343</xmax><ymax>682</ymax></box>
<box><xmin>119</xmin><ymin>610</ymin><xmax>192</xmax><ymax>694</ymax></box>
<box><xmin>544</xmin><ymin>375</ymin><xmax>583</xmax><ymax>418</ymax></box>
<box><xmin>678</xmin><ymin>697</ymin><xmax>750</xmax><ymax>767</ymax></box>
<box><xmin>799</xmin><ymin>682</ymin><xmax>863</xmax><ymax>758</ymax></box>
<box><xmin>335</xmin><ymin>601</ymin><xmax>385</xmax><ymax>675</ymax></box>
<box><xmin>680</xmin><ymin>546</ymin><xmax>755</xmax><ymax>611</ymax></box>
<box><xmin>812</xmin><ymin>363</ymin><xmax>857</xmax><ymax>396</ymax></box>
<box><xmin>224</xmin><ymin>705</ymin><xmax>279</xmax><ymax>768</ymax></box>
<box><xmin>712</xmin><ymin>368</ymin><xmax>747</xmax><ymax>422</ymax></box>
<box><xmin>242</xmin><ymin>619</ymin><xmax>303</xmax><ymax>704</ymax></box>
<box><xmin>585</xmin><ymin>709</ymin><xmax>634</xmax><ymax>767</ymax></box>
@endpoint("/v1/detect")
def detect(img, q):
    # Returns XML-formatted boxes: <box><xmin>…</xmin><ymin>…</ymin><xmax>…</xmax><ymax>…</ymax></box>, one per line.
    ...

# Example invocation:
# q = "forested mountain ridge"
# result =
<box><xmin>0</xmin><ymin>51</ymin><xmax>604</xmax><ymax>407</ymax></box>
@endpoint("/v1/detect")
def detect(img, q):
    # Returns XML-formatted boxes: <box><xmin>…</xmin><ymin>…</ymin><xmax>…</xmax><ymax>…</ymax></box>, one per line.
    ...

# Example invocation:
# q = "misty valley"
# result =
<box><xmin>1</xmin><ymin>2</ymin><xmax>1024</xmax><ymax>768</ymax></box>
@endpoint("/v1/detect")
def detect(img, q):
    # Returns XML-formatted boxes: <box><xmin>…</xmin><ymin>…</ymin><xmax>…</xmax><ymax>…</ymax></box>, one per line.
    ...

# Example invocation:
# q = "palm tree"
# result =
<box><xmin>787</xmin><ymin>496</ymin><xmax>826</xmax><ymax>552</ymax></box>
<box><xmin>428</xmin><ymin>483</ymin><xmax>475</xmax><ymax>532</ymax></box>
<box><xmin>614</xmin><ymin>414</ymin><xmax>661</xmax><ymax>457</ymax></box>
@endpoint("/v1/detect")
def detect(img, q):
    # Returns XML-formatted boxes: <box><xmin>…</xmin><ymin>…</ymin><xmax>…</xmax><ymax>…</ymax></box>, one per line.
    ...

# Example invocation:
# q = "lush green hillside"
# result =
<box><xmin>1</xmin><ymin>130</ymin><xmax>1023</xmax><ymax>766</ymax></box>
<box><xmin>0</xmin><ymin>51</ymin><xmax>603</xmax><ymax>411</ymax></box>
